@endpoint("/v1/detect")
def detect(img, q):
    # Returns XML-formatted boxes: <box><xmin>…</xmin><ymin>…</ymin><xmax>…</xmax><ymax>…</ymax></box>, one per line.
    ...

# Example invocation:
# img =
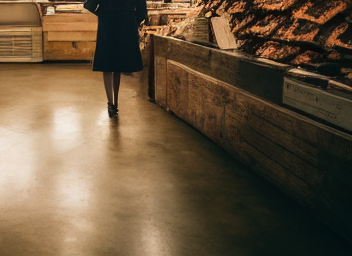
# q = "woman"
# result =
<box><xmin>92</xmin><ymin>0</ymin><xmax>147</xmax><ymax>118</ymax></box>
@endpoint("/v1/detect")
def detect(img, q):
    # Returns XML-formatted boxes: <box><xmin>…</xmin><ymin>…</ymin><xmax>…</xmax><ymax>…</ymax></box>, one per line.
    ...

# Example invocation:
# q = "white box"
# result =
<box><xmin>283</xmin><ymin>77</ymin><xmax>352</xmax><ymax>132</ymax></box>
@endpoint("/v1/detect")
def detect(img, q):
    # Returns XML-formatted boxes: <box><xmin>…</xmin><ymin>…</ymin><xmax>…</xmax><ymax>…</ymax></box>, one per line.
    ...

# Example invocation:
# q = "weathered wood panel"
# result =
<box><xmin>167</xmin><ymin>61</ymin><xmax>189</xmax><ymax>120</ymax></box>
<box><xmin>47</xmin><ymin>31</ymin><xmax>97</xmax><ymax>42</ymax></box>
<box><xmin>0</xmin><ymin>27</ymin><xmax>43</xmax><ymax>62</ymax></box>
<box><xmin>43</xmin><ymin>22</ymin><xmax>97</xmax><ymax>32</ymax></box>
<box><xmin>42</xmin><ymin>13</ymin><xmax>97</xmax><ymax>23</ymax></box>
<box><xmin>42</xmin><ymin>13</ymin><xmax>97</xmax><ymax>60</ymax></box>
<box><xmin>157</xmin><ymin>44</ymin><xmax>352</xmax><ymax>243</ymax></box>
<box><xmin>168</xmin><ymin>61</ymin><xmax>325</xmax><ymax>188</ymax></box>
<box><xmin>42</xmin><ymin>13</ymin><xmax>97</xmax><ymax>33</ymax></box>
<box><xmin>43</xmin><ymin>33</ymin><xmax>96</xmax><ymax>60</ymax></box>
<box><xmin>154</xmin><ymin>56</ymin><xmax>167</xmax><ymax>107</ymax></box>
<box><xmin>154</xmin><ymin>36</ymin><xmax>289</xmax><ymax>104</ymax></box>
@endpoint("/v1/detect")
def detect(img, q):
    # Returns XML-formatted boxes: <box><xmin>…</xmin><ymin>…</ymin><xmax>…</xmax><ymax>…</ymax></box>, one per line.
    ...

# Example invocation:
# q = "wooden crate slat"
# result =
<box><xmin>43</xmin><ymin>13</ymin><xmax>97</xmax><ymax>23</ymax></box>
<box><xmin>43</xmin><ymin>22</ymin><xmax>97</xmax><ymax>32</ymax></box>
<box><xmin>47</xmin><ymin>31</ymin><xmax>97</xmax><ymax>42</ymax></box>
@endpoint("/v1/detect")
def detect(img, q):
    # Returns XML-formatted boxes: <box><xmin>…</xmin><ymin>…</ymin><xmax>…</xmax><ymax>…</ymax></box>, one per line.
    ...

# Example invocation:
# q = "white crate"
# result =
<box><xmin>283</xmin><ymin>77</ymin><xmax>352</xmax><ymax>132</ymax></box>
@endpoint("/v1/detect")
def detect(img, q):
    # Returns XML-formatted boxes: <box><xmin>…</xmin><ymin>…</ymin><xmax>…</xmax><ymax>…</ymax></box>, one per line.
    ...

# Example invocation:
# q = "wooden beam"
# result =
<box><xmin>43</xmin><ymin>13</ymin><xmax>97</xmax><ymax>23</ymax></box>
<box><xmin>43</xmin><ymin>22</ymin><xmax>97</xmax><ymax>32</ymax></box>
<box><xmin>47</xmin><ymin>31</ymin><xmax>97</xmax><ymax>41</ymax></box>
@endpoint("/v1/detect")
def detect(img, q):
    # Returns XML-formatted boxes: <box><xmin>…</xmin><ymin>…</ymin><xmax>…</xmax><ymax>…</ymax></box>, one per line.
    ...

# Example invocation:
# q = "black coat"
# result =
<box><xmin>93</xmin><ymin>0</ymin><xmax>147</xmax><ymax>72</ymax></box>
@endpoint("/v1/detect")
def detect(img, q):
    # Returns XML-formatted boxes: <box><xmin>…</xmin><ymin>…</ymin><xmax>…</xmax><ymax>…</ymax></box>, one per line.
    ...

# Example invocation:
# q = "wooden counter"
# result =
<box><xmin>152</xmin><ymin>35</ymin><xmax>352</xmax><ymax>244</ymax></box>
<box><xmin>42</xmin><ymin>13</ymin><xmax>97</xmax><ymax>60</ymax></box>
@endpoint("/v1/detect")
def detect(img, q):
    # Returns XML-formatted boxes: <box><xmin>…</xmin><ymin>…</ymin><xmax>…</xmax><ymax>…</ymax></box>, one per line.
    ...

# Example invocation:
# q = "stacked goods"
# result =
<box><xmin>291</xmin><ymin>50</ymin><xmax>324</xmax><ymax>65</ymax></box>
<box><xmin>273</xmin><ymin>20</ymin><xmax>320</xmax><ymax>43</ymax></box>
<box><xmin>292</xmin><ymin>1</ymin><xmax>348</xmax><ymax>24</ymax></box>
<box><xmin>192</xmin><ymin>0</ymin><xmax>352</xmax><ymax>88</ymax></box>
<box><xmin>255</xmin><ymin>41</ymin><xmax>300</xmax><ymax>61</ymax></box>
<box><xmin>140</xmin><ymin>5</ymin><xmax>203</xmax><ymax>52</ymax></box>
<box><xmin>240</xmin><ymin>15</ymin><xmax>287</xmax><ymax>37</ymax></box>
<box><xmin>324</xmin><ymin>21</ymin><xmax>352</xmax><ymax>51</ymax></box>
<box><xmin>254</xmin><ymin>0</ymin><xmax>298</xmax><ymax>11</ymax></box>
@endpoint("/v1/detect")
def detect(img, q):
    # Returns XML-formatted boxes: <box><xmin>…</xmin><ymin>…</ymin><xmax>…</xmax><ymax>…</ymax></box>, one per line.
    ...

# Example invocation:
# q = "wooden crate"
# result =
<box><xmin>153</xmin><ymin>35</ymin><xmax>352</xmax><ymax>243</ymax></box>
<box><xmin>42</xmin><ymin>13</ymin><xmax>97</xmax><ymax>60</ymax></box>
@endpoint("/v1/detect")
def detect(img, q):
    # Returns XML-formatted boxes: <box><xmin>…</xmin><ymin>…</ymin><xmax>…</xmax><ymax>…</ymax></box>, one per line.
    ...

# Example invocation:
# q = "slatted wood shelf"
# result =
<box><xmin>0</xmin><ymin>27</ymin><xmax>43</xmax><ymax>62</ymax></box>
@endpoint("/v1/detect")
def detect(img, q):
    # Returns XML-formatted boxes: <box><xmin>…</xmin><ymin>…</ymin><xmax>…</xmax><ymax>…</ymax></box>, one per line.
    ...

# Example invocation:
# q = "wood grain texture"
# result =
<box><xmin>154</xmin><ymin>36</ymin><xmax>287</xmax><ymax>104</ymax></box>
<box><xmin>42</xmin><ymin>13</ymin><xmax>97</xmax><ymax>60</ymax></box>
<box><xmin>43</xmin><ymin>32</ymin><xmax>96</xmax><ymax>60</ymax></box>
<box><xmin>43</xmin><ymin>13</ymin><xmax>97</xmax><ymax>24</ymax></box>
<box><xmin>154</xmin><ymin>38</ymin><xmax>352</xmax><ymax>243</ymax></box>
<box><xmin>48</xmin><ymin>31</ymin><xmax>97</xmax><ymax>42</ymax></box>
<box><xmin>154</xmin><ymin>56</ymin><xmax>167</xmax><ymax>107</ymax></box>
<box><xmin>0</xmin><ymin>27</ymin><xmax>43</xmax><ymax>62</ymax></box>
<box><xmin>43</xmin><ymin>22</ymin><xmax>97</xmax><ymax>32</ymax></box>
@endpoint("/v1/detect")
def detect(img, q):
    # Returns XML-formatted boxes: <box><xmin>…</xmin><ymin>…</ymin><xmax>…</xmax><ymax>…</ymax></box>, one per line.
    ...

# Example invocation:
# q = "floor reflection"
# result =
<box><xmin>52</xmin><ymin>107</ymin><xmax>81</xmax><ymax>152</ymax></box>
<box><xmin>55</xmin><ymin>170</ymin><xmax>91</xmax><ymax>210</ymax></box>
<box><xmin>0</xmin><ymin>127</ymin><xmax>35</xmax><ymax>204</ymax></box>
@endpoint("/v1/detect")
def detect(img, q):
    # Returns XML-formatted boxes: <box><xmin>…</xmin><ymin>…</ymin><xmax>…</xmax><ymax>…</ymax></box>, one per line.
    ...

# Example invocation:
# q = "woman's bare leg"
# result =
<box><xmin>103</xmin><ymin>72</ymin><xmax>113</xmax><ymax>103</ymax></box>
<box><xmin>113</xmin><ymin>72</ymin><xmax>121</xmax><ymax>109</ymax></box>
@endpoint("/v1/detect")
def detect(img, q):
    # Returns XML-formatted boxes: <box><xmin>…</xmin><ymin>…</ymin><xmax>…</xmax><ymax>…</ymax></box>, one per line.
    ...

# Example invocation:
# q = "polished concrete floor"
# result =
<box><xmin>0</xmin><ymin>63</ymin><xmax>351</xmax><ymax>256</ymax></box>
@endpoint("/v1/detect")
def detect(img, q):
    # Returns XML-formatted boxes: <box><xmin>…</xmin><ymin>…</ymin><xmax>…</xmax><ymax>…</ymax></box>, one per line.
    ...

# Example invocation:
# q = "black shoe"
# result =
<box><xmin>107</xmin><ymin>102</ymin><xmax>118</xmax><ymax>118</ymax></box>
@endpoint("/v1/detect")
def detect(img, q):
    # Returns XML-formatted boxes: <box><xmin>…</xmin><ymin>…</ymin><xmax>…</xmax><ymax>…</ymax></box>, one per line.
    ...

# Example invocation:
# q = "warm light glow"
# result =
<box><xmin>140</xmin><ymin>218</ymin><xmax>166</xmax><ymax>256</ymax></box>
<box><xmin>0</xmin><ymin>127</ymin><xmax>35</xmax><ymax>203</ymax></box>
<box><xmin>56</xmin><ymin>170</ymin><xmax>91</xmax><ymax>209</ymax></box>
<box><xmin>52</xmin><ymin>107</ymin><xmax>81</xmax><ymax>152</ymax></box>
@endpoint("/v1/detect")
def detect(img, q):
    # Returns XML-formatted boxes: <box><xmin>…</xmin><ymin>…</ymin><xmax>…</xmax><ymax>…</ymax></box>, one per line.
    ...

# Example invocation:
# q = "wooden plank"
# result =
<box><xmin>43</xmin><ymin>22</ymin><xmax>97</xmax><ymax>32</ymax></box>
<box><xmin>154</xmin><ymin>36</ymin><xmax>286</xmax><ymax>105</ymax></box>
<box><xmin>161</xmin><ymin>55</ymin><xmax>352</xmax><ymax>243</ymax></box>
<box><xmin>0</xmin><ymin>57</ymin><xmax>42</xmax><ymax>62</ymax></box>
<box><xmin>0</xmin><ymin>27</ymin><xmax>32</xmax><ymax>32</ymax></box>
<box><xmin>240</xmin><ymin>138</ymin><xmax>317</xmax><ymax>204</ymax></box>
<box><xmin>148</xmin><ymin>35</ymin><xmax>155</xmax><ymax>99</ymax></box>
<box><xmin>317</xmin><ymin>129</ymin><xmax>352</xmax><ymax>160</ymax></box>
<box><xmin>188</xmin><ymin>69</ymin><xmax>205</xmax><ymax>131</ymax></box>
<box><xmin>167</xmin><ymin>60</ymin><xmax>189</xmax><ymax>120</ymax></box>
<box><xmin>41</xmin><ymin>13</ymin><xmax>97</xmax><ymax>59</ymax></box>
<box><xmin>168</xmin><ymin>61</ymin><xmax>318</xmax><ymax>202</ymax></box>
<box><xmin>240</xmin><ymin>122</ymin><xmax>322</xmax><ymax>186</ymax></box>
<box><xmin>246</xmin><ymin>113</ymin><xmax>318</xmax><ymax>165</ymax></box>
<box><xmin>154</xmin><ymin>55</ymin><xmax>167</xmax><ymax>107</ymax></box>
<box><xmin>224</xmin><ymin>89</ymin><xmax>319</xmax><ymax>165</ymax></box>
<box><xmin>328</xmin><ymin>80</ymin><xmax>352</xmax><ymax>94</ymax></box>
<box><xmin>211</xmin><ymin>16</ymin><xmax>238</xmax><ymax>50</ymax></box>
<box><xmin>43</xmin><ymin>33</ymin><xmax>95</xmax><ymax>60</ymax></box>
<box><xmin>42</xmin><ymin>13</ymin><xmax>97</xmax><ymax>23</ymax></box>
<box><xmin>47</xmin><ymin>31</ymin><xmax>97</xmax><ymax>42</ymax></box>
<box><xmin>169</xmin><ymin>60</ymin><xmax>322</xmax><ymax>186</ymax></box>
<box><xmin>201</xmin><ymin>74</ymin><xmax>228</xmax><ymax>144</ymax></box>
